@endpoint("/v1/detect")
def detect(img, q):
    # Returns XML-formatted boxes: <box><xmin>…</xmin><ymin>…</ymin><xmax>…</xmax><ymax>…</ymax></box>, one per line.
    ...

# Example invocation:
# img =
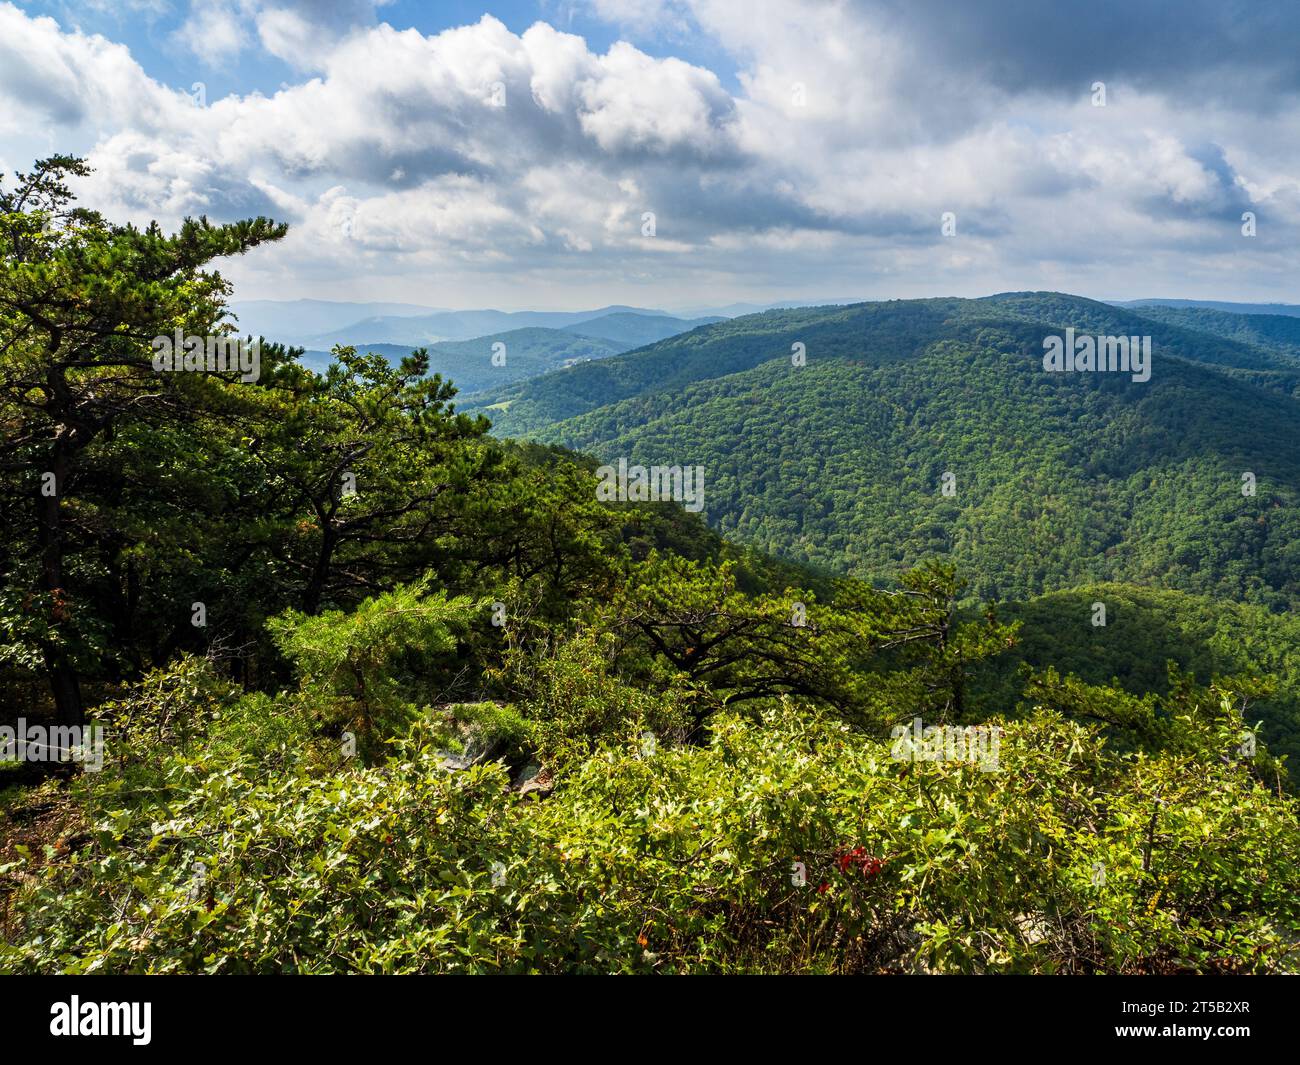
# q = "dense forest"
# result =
<box><xmin>479</xmin><ymin>295</ymin><xmax>1300</xmax><ymax>612</ymax></box>
<box><xmin>2</xmin><ymin>159</ymin><xmax>1298</xmax><ymax>974</ymax></box>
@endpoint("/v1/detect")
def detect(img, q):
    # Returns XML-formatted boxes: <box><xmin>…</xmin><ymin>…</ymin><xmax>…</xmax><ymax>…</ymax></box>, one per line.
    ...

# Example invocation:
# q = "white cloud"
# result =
<box><xmin>576</xmin><ymin>41</ymin><xmax>737</xmax><ymax>156</ymax></box>
<box><xmin>172</xmin><ymin>2</ymin><xmax>249</xmax><ymax>64</ymax></box>
<box><xmin>2</xmin><ymin>0</ymin><xmax>1299</xmax><ymax>306</ymax></box>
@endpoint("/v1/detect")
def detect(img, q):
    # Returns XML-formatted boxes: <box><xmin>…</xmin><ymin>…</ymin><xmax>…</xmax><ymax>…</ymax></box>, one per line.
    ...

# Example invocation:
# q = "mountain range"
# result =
<box><xmin>295</xmin><ymin>311</ymin><xmax>725</xmax><ymax>390</ymax></box>
<box><xmin>465</xmin><ymin>292</ymin><xmax>1300</xmax><ymax>611</ymax></box>
<box><xmin>228</xmin><ymin>299</ymin><xmax>441</xmax><ymax>345</ymax></box>
<box><xmin>233</xmin><ymin>296</ymin><xmax>1300</xmax><ymax>349</ymax></box>
<box><xmin>1116</xmin><ymin>298</ymin><xmax>1300</xmax><ymax>318</ymax></box>
<box><xmin>242</xmin><ymin>304</ymin><xmax>722</xmax><ymax>350</ymax></box>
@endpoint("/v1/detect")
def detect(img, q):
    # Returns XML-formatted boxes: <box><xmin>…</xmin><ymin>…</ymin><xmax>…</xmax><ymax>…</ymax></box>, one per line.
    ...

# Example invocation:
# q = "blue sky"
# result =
<box><xmin>16</xmin><ymin>1</ymin><xmax>740</xmax><ymax>104</ymax></box>
<box><xmin>2</xmin><ymin>1</ymin><xmax>1298</xmax><ymax>311</ymax></box>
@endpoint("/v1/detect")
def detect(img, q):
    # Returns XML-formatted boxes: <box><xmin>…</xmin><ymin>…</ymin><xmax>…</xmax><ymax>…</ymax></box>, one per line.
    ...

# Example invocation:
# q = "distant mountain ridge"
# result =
<box><xmin>471</xmin><ymin>292</ymin><xmax>1300</xmax><ymax>438</ymax></box>
<box><xmin>301</xmin><ymin>327</ymin><xmax>627</xmax><ymax>394</ymax></box>
<box><xmin>296</xmin><ymin>311</ymin><xmax>724</xmax><ymax>394</ymax></box>
<box><xmin>229</xmin><ymin>299</ymin><xmax>441</xmax><ymax>346</ymax></box>
<box><xmin>561</xmin><ymin>312</ymin><xmax>724</xmax><ymax>346</ymax></box>
<box><xmin>302</xmin><ymin>305</ymin><xmax>680</xmax><ymax>348</ymax></box>
<box><xmin>231</xmin><ymin>296</ymin><xmax>876</xmax><ymax>348</ymax></box>
<box><xmin>1116</xmin><ymin>298</ymin><xmax>1300</xmax><ymax>317</ymax></box>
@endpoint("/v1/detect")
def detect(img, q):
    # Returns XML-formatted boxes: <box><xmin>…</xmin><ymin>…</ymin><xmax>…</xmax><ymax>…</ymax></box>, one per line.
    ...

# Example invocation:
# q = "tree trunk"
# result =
<box><xmin>43</xmin><ymin>655</ymin><xmax>85</xmax><ymax>733</ymax></box>
<box><xmin>36</xmin><ymin>440</ymin><xmax>85</xmax><ymax>742</ymax></box>
<box><xmin>303</xmin><ymin>527</ymin><xmax>336</xmax><ymax>615</ymax></box>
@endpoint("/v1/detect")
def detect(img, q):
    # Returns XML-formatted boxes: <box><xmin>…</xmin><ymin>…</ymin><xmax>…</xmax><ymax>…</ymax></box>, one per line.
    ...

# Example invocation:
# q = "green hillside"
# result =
<box><xmin>476</xmin><ymin>294</ymin><xmax>1300</xmax><ymax>609</ymax></box>
<box><xmin>974</xmin><ymin>582</ymin><xmax>1300</xmax><ymax>769</ymax></box>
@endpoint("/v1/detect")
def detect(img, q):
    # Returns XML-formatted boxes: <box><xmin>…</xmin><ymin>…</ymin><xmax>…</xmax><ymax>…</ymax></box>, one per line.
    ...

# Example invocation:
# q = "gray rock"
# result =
<box><xmin>515</xmin><ymin>762</ymin><xmax>554</xmax><ymax>798</ymax></box>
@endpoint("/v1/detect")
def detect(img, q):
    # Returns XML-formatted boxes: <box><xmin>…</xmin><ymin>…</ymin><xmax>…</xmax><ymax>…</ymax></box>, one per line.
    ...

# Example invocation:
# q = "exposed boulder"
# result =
<box><xmin>514</xmin><ymin>762</ymin><xmax>554</xmax><ymax>799</ymax></box>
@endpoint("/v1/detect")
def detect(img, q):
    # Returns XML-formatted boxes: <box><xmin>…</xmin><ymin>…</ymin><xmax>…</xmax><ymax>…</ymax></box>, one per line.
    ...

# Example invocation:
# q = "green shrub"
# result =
<box><xmin>4</xmin><ymin>700</ymin><xmax>1296</xmax><ymax>974</ymax></box>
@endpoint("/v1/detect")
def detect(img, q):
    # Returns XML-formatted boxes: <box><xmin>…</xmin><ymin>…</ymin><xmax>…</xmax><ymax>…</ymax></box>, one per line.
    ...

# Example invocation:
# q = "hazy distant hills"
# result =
<box><xmin>562</xmin><ymin>311</ymin><xmax>723</xmax><ymax>346</ymax></box>
<box><xmin>300</xmin><ymin>328</ymin><xmax>627</xmax><ymax>393</ymax></box>
<box><xmin>233</xmin><ymin>299</ymin><xmax>684</xmax><ymax>348</ymax></box>
<box><xmin>229</xmin><ymin>299</ymin><xmax>441</xmax><ymax>346</ymax></box>
<box><xmin>1117</xmin><ymin>298</ymin><xmax>1300</xmax><ymax>317</ymax></box>
<box><xmin>231</xmin><ymin>296</ymin><xmax>863</xmax><ymax>349</ymax></box>
<box><xmin>467</xmin><ymin>292</ymin><xmax>1300</xmax><ymax>609</ymax></box>
<box><xmin>298</xmin><ymin>305</ymin><xmax>683</xmax><ymax>349</ymax></box>
<box><xmin>296</xmin><ymin>311</ymin><xmax>725</xmax><ymax>393</ymax></box>
<box><xmin>673</xmin><ymin>297</ymin><xmax>867</xmax><ymax>318</ymax></box>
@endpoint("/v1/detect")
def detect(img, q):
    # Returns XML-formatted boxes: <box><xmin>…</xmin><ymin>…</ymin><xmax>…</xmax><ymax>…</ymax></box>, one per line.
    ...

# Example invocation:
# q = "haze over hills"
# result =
<box><xmin>470</xmin><ymin>292</ymin><xmax>1300</xmax><ymax>610</ymax></box>
<box><xmin>229</xmin><ymin>297</ymin><xmax>862</xmax><ymax>350</ymax></box>
<box><xmin>300</xmin><ymin>305</ymin><xmax>683</xmax><ymax>349</ymax></box>
<box><xmin>229</xmin><ymin>299</ymin><xmax>442</xmax><ymax>346</ymax></box>
<box><xmin>295</xmin><ymin>311</ymin><xmax>725</xmax><ymax>390</ymax></box>
<box><xmin>300</xmin><ymin>328</ymin><xmax>627</xmax><ymax>392</ymax></box>
<box><xmin>1117</xmin><ymin>298</ymin><xmax>1300</xmax><ymax>318</ymax></box>
<box><xmin>562</xmin><ymin>311</ymin><xmax>724</xmax><ymax>346</ymax></box>
<box><xmin>673</xmin><ymin>298</ymin><xmax>868</xmax><ymax>318</ymax></box>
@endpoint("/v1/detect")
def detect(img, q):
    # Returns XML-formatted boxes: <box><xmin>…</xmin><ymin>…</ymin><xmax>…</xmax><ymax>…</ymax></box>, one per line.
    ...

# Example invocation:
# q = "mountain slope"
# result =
<box><xmin>977</xmin><ymin>582</ymin><xmax>1300</xmax><ymax>768</ymax></box>
<box><xmin>469</xmin><ymin>300</ymin><xmax>940</xmax><ymax>435</ymax></box>
<box><xmin>474</xmin><ymin>293</ymin><xmax>1300</xmax><ymax>609</ymax></box>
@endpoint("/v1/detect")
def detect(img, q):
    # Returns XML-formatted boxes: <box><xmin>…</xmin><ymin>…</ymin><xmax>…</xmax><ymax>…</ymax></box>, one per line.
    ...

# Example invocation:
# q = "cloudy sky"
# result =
<box><xmin>3</xmin><ymin>0</ymin><xmax>1299</xmax><ymax>311</ymax></box>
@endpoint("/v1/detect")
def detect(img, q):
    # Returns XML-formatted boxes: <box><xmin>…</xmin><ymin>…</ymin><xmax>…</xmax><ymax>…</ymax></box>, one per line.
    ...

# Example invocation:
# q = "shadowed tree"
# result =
<box><xmin>250</xmin><ymin>345</ymin><xmax>493</xmax><ymax>615</ymax></box>
<box><xmin>0</xmin><ymin>156</ymin><xmax>287</xmax><ymax>736</ymax></box>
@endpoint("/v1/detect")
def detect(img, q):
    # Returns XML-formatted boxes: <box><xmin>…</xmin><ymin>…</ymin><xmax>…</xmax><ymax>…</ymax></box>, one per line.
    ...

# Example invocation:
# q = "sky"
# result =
<box><xmin>2</xmin><ymin>0</ymin><xmax>1299</xmax><ymax>312</ymax></box>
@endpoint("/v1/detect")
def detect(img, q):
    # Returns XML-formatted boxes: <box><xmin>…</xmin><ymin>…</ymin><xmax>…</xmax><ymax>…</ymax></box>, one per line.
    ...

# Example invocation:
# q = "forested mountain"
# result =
<box><xmin>471</xmin><ymin>293</ymin><xmax>1300</xmax><ymax>610</ymax></box>
<box><xmin>472</xmin><ymin>294</ymin><xmax>1300</xmax><ymax>437</ymax></box>
<box><xmin>978</xmin><ymin>583</ymin><xmax>1300</xmax><ymax>770</ymax></box>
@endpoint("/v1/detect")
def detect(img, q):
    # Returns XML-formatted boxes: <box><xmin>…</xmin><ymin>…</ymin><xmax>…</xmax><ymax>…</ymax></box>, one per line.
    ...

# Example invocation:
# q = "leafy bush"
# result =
<box><xmin>495</xmin><ymin>627</ymin><xmax>692</xmax><ymax>775</ymax></box>
<box><xmin>4</xmin><ymin>698</ymin><xmax>1296</xmax><ymax>974</ymax></box>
